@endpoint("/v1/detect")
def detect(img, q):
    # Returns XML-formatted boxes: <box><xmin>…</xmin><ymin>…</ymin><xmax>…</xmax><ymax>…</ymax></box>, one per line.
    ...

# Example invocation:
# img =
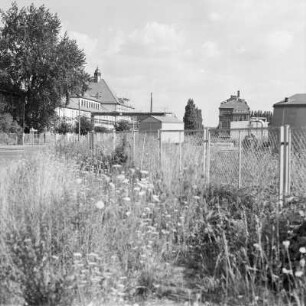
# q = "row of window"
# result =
<box><xmin>80</xmin><ymin>99</ymin><xmax>100</xmax><ymax>110</ymax></box>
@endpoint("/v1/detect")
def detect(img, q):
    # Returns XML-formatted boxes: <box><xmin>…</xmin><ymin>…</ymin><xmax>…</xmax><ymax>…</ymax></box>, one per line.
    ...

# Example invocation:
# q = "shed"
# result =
<box><xmin>272</xmin><ymin>94</ymin><xmax>306</xmax><ymax>127</ymax></box>
<box><xmin>139</xmin><ymin>115</ymin><xmax>184</xmax><ymax>143</ymax></box>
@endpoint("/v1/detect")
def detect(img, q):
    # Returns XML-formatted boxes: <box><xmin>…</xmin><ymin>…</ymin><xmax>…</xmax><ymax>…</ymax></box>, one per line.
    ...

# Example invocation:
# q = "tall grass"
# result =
<box><xmin>1</xmin><ymin>141</ymin><xmax>306</xmax><ymax>305</ymax></box>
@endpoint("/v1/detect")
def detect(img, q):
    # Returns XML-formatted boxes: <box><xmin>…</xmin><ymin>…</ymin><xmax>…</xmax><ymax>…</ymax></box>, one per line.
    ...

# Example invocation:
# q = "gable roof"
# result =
<box><xmin>144</xmin><ymin>115</ymin><xmax>183</xmax><ymax>123</ymax></box>
<box><xmin>274</xmin><ymin>93</ymin><xmax>306</xmax><ymax>106</ymax></box>
<box><xmin>86</xmin><ymin>79</ymin><xmax>120</xmax><ymax>104</ymax></box>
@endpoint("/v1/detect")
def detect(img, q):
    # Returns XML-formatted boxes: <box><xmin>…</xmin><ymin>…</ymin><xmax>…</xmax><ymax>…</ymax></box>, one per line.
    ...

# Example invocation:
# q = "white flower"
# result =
<box><xmin>282</xmin><ymin>241</ymin><xmax>290</xmax><ymax>249</ymax></box>
<box><xmin>152</xmin><ymin>195</ymin><xmax>160</xmax><ymax>203</ymax></box>
<box><xmin>126</xmin><ymin>211</ymin><xmax>131</xmax><ymax>217</ymax></box>
<box><xmin>76</xmin><ymin>178</ymin><xmax>82</xmax><ymax>184</ymax></box>
<box><xmin>109</xmin><ymin>182</ymin><xmax>115</xmax><ymax>189</ymax></box>
<box><xmin>73</xmin><ymin>252</ymin><xmax>82</xmax><ymax>257</ymax></box>
<box><xmin>300</xmin><ymin>258</ymin><xmax>305</xmax><ymax>267</ymax></box>
<box><xmin>299</xmin><ymin>247</ymin><xmax>306</xmax><ymax>254</ymax></box>
<box><xmin>123</xmin><ymin>197</ymin><xmax>131</xmax><ymax>202</ymax></box>
<box><xmin>95</xmin><ymin>200</ymin><xmax>105</xmax><ymax>209</ymax></box>
<box><xmin>253</xmin><ymin>243</ymin><xmax>261</xmax><ymax>250</ymax></box>
<box><xmin>295</xmin><ymin>270</ymin><xmax>303</xmax><ymax>277</ymax></box>
<box><xmin>112</xmin><ymin>164</ymin><xmax>122</xmax><ymax>169</ymax></box>
<box><xmin>117</xmin><ymin>174</ymin><xmax>125</xmax><ymax>181</ymax></box>
<box><xmin>282</xmin><ymin>267</ymin><xmax>293</xmax><ymax>275</ymax></box>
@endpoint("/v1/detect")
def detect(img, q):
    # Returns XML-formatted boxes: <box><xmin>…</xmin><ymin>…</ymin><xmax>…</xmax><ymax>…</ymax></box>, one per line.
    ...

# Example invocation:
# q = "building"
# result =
<box><xmin>218</xmin><ymin>91</ymin><xmax>250</xmax><ymax>129</ymax></box>
<box><xmin>56</xmin><ymin>67</ymin><xmax>135</xmax><ymax>129</ymax></box>
<box><xmin>139</xmin><ymin>115</ymin><xmax>184</xmax><ymax>143</ymax></box>
<box><xmin>272</xmin><ymin>94</ymin><xmax>306</xmax><ymax>127</ymax></box>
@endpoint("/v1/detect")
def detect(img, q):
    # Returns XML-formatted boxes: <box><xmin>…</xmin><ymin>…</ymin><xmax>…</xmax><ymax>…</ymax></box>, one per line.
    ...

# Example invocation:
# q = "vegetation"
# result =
<box><xmin>1</xmin><ymin>136</ymin><xmax>306</xmax><ymax>306</ymax></box>
<box><xmin>75</xmin><ymin>116</ymin><xmax>94</xmax><ymax>135</ymax></box>
<box><xmin>183</xmin><ymin>99</ymin><xmax>203</xmax><ymax>131</ymax></box>
<box><xmin>115</xmin><ymin>120</ymin><xmax>131</xmax><ymax>132</ymax></box>
<box><xmin>0</xmin><ymin>3</ymin><xmax>90</xmax><ymax>131</ymax></box>
<box><xmin>250</xmin><ymin>110</ymin><xmax>273</xmax><ymax>124</ymax></box>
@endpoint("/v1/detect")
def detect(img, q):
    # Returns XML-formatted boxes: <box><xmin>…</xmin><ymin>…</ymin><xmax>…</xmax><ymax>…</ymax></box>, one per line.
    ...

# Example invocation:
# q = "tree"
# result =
<box><xmin>115</xmin><ymin>120</ymin><xmax>131</xmax><ymax>132</ymax></box>
<box><xmin>0</xmin><ymin>3</ymin><xmax>90</xmax><ymax>131</ymax></box>
<box><xmin>183</xmin><ymin>99</ymin><xmax>203</xmax><ymax>131</ymax></box>
<box><xmin>75</xmin><ymin>116</ymin><xmax>94</xmax><ymax>135</ymax></box>
<box><xmin>54</xmin><ymin>120</ymin><xmax>73</xmax><ymax>135</ymax></box>
<box><xmin>0</xmin><ymin>113</ymin><xmax>22</xmax><ymax>133</ymax></box>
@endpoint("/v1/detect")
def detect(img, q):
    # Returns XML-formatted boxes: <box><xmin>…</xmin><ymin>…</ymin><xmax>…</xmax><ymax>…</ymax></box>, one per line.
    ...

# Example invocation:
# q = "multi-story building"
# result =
<box><xmin>56</xmin><ymin>67</ymin><xmax>135</xmax><ymax>129</ymax></box>
<box><xmin>218</xmin><ymin>91</ymin><xmax>250</xmax><ymax>129</ymax></box>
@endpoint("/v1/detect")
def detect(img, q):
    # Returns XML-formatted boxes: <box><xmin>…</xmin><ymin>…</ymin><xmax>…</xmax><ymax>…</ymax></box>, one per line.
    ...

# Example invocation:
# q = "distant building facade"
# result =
<box><xmin>56</xmin><ymin>67</ymin><xmax>135</xmax><ymax>129</ymax></box>
<box><xmin>218</xmin><ymin>91</ymin><xmax>250</xmax><ymax>129</ymax></box>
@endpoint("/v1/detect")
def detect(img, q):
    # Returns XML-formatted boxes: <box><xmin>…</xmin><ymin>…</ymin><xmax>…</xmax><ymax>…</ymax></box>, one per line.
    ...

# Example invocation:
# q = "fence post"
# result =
<box><xmin>140</xmin><ymin>132</ymin><xmax>147</xmax><ymax>170</ymax></box>
<box><xmin>206</xmin><ymin>129</ymin><xmax>211</xmax><ymax>185</ymax></box>
<box><xmin>158</xmin><ymin>130</ymin><xmax>162</xmax><ymax>169</ymax></box>
<box><xmin>238</xmin><ymin>130</ymin><xmax>242</xmax><ymax>188</ymax></box>
<box><xmin>133</xmin><ymin>129</ymin><xmax>136</xmax><ymax>166</ymax></box>
<box><xmin>279</xmin><ymin>126</ymin><xmax>285</xmax><ymax>204</ymax></box>
<box><xmin>203</xmin><ymin>129</ymin><xmax>207</xmax><ymax>176</ymax></box>
<box><xmin>284</xmin><ymin>125</ymin><xmax>291</xmax><ymax>195</ymax></box>
<box><xmin>112</xmin><ymin>130</ymin><xmax>116</xmax><ymax>151</ymax></box>
<box><xmin>179</xmin><ymin>131</ymin><xmax>182</xmax><ymax>172</ymax></box>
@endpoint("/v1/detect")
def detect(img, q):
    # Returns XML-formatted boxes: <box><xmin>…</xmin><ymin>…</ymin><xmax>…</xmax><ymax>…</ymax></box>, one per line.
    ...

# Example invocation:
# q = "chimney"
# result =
<box><xmin>237</xmin><ymin>90</ymin><xmax>240</xmax><ymax>98</ymax></box>
<box><xmin>284</xmin><ymin>97</ymin><xmax>289</xmax><ymax>102</ymax></box>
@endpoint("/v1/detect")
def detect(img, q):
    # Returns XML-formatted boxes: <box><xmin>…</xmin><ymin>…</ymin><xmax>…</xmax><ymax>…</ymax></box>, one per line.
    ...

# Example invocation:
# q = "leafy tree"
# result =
<box><xmin>250</xmin><ymin>110</ymin><xmax>273</xmax><ymax>123</ymax></box>
<box><xmin>183</xmin><ymin>99</ymin><xmax>203</xmax><ymax>130</ymax></box>
<box><xmin>0</xmin><ymin>112</ymin><xmax>22</xmax><ymax>133</ymax></box>
<box><xmin>54</xmin><ymin>120</ymin><xmax>73</xmax><ymax>135</ymax></box>
<box><xmin>0</xmin><ymin>3</ymin><xmax>90</xmax><ymax>131</ymax></box>
<box><xmin>75</xmin><ymin>116</ymin><xmax>94</xmax><ymax>135</ymax></box>
<box><xmin>115</xmin><ymin>120</ymin><xmax>131</xmax><ymax>132</ymax></box>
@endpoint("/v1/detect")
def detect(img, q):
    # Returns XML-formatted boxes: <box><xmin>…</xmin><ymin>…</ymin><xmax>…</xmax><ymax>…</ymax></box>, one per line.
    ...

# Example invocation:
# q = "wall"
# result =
<box><xmin>272</xmin><ymin>105</ymin><xmax>306</xmax><ymax>127</ymax></box>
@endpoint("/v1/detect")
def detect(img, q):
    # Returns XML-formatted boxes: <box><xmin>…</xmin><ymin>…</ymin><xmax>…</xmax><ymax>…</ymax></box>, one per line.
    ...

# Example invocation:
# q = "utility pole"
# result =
<box><xmin>150</xmin><ymin>92</ymin><xmax>153</xmax><ymax>113</ymax></box>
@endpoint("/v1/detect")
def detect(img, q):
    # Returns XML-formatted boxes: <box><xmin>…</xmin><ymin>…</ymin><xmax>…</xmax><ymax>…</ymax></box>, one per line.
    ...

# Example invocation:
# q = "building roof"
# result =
<box><xmin>219</xmin><ymin>94</ymin><xmax>250</xmax><ymax>113</ymax></box>
<box><xmin>143</xmin><ymin>115</ymin><xmax>183</xmax><ymax>123</ymax></box>
<box><xmin>86</xmin><ymin>79</ymin><xmax>121</xmax><ymax>103</ymax></box>
<box><xmin>274</xmin><ymin>94</ymin><xmax>306</xmax><ymax>107</ymax></box>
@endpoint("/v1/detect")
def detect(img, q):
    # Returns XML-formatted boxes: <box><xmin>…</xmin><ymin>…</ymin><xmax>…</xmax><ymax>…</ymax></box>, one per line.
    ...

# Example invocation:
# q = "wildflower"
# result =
<box><xmin>282</xmin><ymin>267</ymin><xmax>293</xmax><ymax>275</ymax></box>
<box><xmin>51</xmin><ymin>255</ymin><xmax>59</xmax><ymax>260</ymax></box>
<box><xmin>282</xmin><ymin>240</ymin><xmax>290</xmax><ymax>249</ymax></box>
<box><xmin>95</xmin><ymin>200</ymin><xmax>105</xmax><ymax>209</ymax></box>
<box><xmin>123</xmin><ymin>197</ymin><xmax>131</xmax><ymax>202</ymax></box>
<box><xmin>112</xmin><ymin>164</ymin><xmax>122</xmax><ymax>169</ymax></box>
<box><xmin>152</xmin><ymin>195</ymin><xmax>160</xmax><ymax>202</ymax></box>
<box><xmin>109</xmin><ymin>182</ymin><xmax>115</xmax><ymax>189</ymax></box>
<box><xmin>117</xmin><ymin>174</ymin><xmax>125</xmax><ymax>181</ymax></box>
<box><xmin>295</xmin><ymin>270</ymin><xmax>303</xmax><ymax>277</ymax></box>
<box><xmin>253</xmin><ymin>243</ymin><xmax>261</xmax><ymax>250</ymax></box>
<box><xmin>300</xmin><ymin>258</ymin><xmax>305</xmax><ymax>267</ymax></box>
<box><xmin>76</xmin><ymin>178</ymin><xmax>82</xmax><ymax>184</ymax></box>
<box><xmin>299</xmin><ymin>247</ymin><xmax>306</xmax><ymax>254</ymax></box>
<box><xmin>140</xmin><ymin>170</ymin><xmax>149</xmax><ymax>176</ymax></box>
<box><xmin>126</xmin><ymin>211</ymin><xmax>131</xmax><ymax>217</ymax></box>
<box><xmin>73</xmin><ymin>252</ymin><xmax>82</xmax><ymax>257</ymax></box>
<box><xmin>193</xmin><ymin>196</ymin><xmax>200</xmax><ymax>200</ymax></box>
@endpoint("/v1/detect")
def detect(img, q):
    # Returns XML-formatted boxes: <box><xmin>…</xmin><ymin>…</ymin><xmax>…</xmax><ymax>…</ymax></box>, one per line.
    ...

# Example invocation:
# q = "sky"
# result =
<box><xmin>1</xmin><ymin>0</ymin><xmax>306</xmax><ymax>126</ymax></box>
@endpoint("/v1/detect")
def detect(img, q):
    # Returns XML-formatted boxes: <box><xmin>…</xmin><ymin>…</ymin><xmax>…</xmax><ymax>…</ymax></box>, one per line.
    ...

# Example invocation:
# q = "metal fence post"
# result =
<box><xmin>238</xmin><ymin>130</ymin><xmax>242</xmax><ymax>188</ymax></box>
<box><xmin>158</xmin><ymin>130</ymin><xmax>162</xmax><ymax>169</ymax></box>
<box><xmin>279</xmin><ymin>126</ymin><xmax>285</xmax><ymax>204</ymax></box>
<box><xmin>113</xmin><ymin>130</ymin><xmax>116</xmax><ymax>151</ymax></box>
<box><xmin>179</xmin><ymin>131</ymin><xmax>182</xmax><ymax>172</ymax></box>
<box><xmin>284</xmin><ymin>125</ymin><xmax>291</xmax><ymax>195</ymax></box>
<box><xmin>206</xmin><ymin>129</ymin><xmax>211</xmax><ymax>185</ymax></box>
<box><xmin>132</xmin><ymin>129</ymin><xmax>136</xmax><ymax>166</ymax></box>
<box><xmin>203</xmin><ymin>128</ymin><xmax>207</xmax><ymax>177</ymax></box>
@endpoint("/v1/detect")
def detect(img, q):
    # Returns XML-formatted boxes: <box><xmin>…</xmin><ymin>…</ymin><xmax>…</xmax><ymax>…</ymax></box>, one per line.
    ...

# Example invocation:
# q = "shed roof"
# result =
<box><xmin>274</xmin><ymin>94</ymin><xmax>306</xmax><ymax>107</ymax></box>
<box><xmin>143</xmin><ymin>115</ymin><xmax>183</xmax><ymax>123</ymax></box>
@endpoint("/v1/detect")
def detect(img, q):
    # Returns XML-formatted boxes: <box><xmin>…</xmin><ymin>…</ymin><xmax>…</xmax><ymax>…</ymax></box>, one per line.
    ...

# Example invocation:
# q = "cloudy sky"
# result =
<box><xmin>2</xmin><ymin>0</ymin><xmax>306</xmax><ymax>126</ymax></box>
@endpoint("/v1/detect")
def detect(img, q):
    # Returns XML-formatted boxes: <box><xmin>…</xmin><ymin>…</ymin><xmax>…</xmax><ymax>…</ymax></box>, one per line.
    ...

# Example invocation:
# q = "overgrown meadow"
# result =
<box><xmin>1</xmin><ymin>138</ymin><xmax>306</xmax><ymax>306</ymax></box>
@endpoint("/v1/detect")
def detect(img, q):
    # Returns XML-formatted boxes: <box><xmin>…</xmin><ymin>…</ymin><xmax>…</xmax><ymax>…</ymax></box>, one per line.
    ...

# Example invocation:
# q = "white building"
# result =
<box><xmin>55</xmin><ymin>67</ymin><xmax>135</xmax><ymax>129</ymax></box>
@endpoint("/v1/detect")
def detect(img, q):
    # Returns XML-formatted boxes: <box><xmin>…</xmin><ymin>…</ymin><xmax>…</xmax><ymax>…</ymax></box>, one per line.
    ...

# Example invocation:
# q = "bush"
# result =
<box><xmin>75</xmin><ymin>116</ymin><xmax>94</xmax><ymax>135</ymax></box>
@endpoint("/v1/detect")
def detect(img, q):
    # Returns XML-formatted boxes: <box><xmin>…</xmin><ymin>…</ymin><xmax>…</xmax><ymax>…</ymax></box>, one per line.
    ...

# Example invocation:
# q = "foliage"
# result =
<box><xmin>183</xmin><ymin>99</ymin><xmax>203</xmax><ymax>131</ymax></box>
<box><xmin>0</xmin><ymin>112</ymin><xmax>22</xmax><ymax>133</ymax></box>
<box><xmin>115</xmin><ymin>120</ymin><xmax>131</xmax><ymax>132</ymax></box>
<box><xmin>250</xmin><ymin>110</ymin><xmax>273</xmax><ymax>124</ymax></box>
<box><xmin>74</xmin><ymin>116</ymin><xmax>94</xmax><ymax>135</ymax></box>
<box><xmin>54</xmin><ymin>120</ymin><xmax>73</xmax><ymax>135</ymax></box>
<box><xmin>94</xmin><ymin>126</ymin><xmax>112</xmax><ymax>133</ymax></box>
<box><xmin>0</xmin><ymin>3</ymin><xmax>90</xmax><ymax>131</ymax></box>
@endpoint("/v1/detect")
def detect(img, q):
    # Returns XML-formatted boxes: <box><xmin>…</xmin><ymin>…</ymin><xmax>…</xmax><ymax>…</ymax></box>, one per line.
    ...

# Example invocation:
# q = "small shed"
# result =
<box><xmin>139</xmin><ymin>115</ymin><xmax>184</xmax><ymax>143</ymax></box>
<box><xmin>272</xmin><ymin>94</ymin><xmax>306</xmax><ymax>127</ymax></box>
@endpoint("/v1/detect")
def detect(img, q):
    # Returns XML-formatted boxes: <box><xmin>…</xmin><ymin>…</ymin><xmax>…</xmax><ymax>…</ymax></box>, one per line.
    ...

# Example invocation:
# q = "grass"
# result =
<box><xmin>0</xmin><ymin>137</ymin><xmax>306</xmax><ymax>306</ymax></box>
